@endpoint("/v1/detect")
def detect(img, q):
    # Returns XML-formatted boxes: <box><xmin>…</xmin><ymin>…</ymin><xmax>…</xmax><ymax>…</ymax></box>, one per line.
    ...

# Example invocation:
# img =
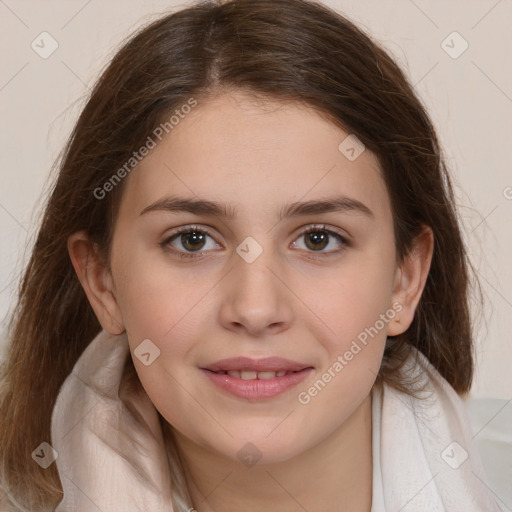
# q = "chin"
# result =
<box><xmin>220</xmin><ymin>428</ymin><xmax>310</xmax><ymax>466</ymax></box>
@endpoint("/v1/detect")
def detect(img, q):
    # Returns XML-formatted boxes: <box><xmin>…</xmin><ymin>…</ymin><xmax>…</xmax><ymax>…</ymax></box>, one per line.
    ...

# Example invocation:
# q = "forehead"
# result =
<box><xmin>118</xmin><ymin>91</ymin><xmax>391</xmax><ymax>224</ymax></box>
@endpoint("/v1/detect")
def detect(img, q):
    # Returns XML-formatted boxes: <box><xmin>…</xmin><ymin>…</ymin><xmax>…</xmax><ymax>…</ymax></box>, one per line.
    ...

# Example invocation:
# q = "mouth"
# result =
<box><xmin>200</xmin><ymin>359</ymin><xmax>314</xmax><ymax>401</ymax></box>
<box><xmin>199</xmin><ymin>357</ymin><xmax>314</xmax><ymax>400</ymax></box>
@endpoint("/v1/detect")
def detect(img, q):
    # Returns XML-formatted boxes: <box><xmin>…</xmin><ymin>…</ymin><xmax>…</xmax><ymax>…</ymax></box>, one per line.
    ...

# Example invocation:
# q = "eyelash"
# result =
<box><xmin>160</xmin><ymin>224</ymin><xmax>349</xmax><ymax>261</ymax></box>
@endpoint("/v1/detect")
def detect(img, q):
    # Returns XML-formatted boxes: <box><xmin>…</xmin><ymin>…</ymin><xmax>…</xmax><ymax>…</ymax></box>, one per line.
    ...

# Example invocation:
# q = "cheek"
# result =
<box><xmin>111</xmin><ymin>241</ymin><xmax>205</xmax><ymax>339</ymax></box>
<box><xmin>309</xmin><ymin>280</ymin><xmax>390</xmax><ymax>400</ymax></box>
<box><xmin>308</xmin><ymin>250</ymin><xmax>396</xmax><ymax>347</ymax></box>
<box><xmin>293</xmin><ymin>271</ymin><xmax>394</xmax><ymax>442</ymax></box>
<box><xmin>298</xmin><ymin>247</ymin><xmax>396</xmax><ymax>407</ymax></box>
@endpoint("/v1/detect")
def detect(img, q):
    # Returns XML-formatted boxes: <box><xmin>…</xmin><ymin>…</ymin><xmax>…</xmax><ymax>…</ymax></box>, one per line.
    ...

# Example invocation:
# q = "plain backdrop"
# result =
<box><xmin>0</xmin><ymin>0</ymin><xmax>511</xmax><ymax>400</ymax></box>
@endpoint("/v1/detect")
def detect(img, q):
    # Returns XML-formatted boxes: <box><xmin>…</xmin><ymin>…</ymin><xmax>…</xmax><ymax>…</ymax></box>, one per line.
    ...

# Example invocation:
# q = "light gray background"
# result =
<box><xmin>0</xmin><ymin>0</ymin><xmax>511</xmax><ymax>399</ymax></box>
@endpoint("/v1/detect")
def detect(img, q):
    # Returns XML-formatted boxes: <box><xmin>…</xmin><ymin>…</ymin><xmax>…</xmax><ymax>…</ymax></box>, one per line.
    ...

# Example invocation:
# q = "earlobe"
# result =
<box><xmin>388</xmin><ymin>226</ymin><xmax>434</xmax><ymax>336</ymax></box>
<box><xmin>67</xmin><ymin>231</ymin><xmax>125</xmax><ymax>335</ymax></box>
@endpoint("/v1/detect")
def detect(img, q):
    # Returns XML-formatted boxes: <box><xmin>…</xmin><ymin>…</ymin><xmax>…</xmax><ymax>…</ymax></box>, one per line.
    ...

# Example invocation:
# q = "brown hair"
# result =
<box><xmin>0</xmin><ymin>0</ymin><xmax>479</xmax><ymax>510</ymax></box>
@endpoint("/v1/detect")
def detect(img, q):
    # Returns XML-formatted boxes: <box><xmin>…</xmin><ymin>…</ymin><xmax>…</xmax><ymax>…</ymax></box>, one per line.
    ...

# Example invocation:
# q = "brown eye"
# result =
<box><xmin>292</xmin><ymin>225</ymin><xmax>348</xmax><ymax>254</ymax></box>
<box><xmin>304</xmin><ymin>230</ymin><xmax>329</xmax><ymax>251</ymax></box>
<box><xmin>174</xmin><ymin>231</ymin><xmax>208</xmax><ymax>252</ymax></box>
<box><xmin>161</xmin><ymin>225</ymin><xmax>220</xmax><ymax>259</ymax></box>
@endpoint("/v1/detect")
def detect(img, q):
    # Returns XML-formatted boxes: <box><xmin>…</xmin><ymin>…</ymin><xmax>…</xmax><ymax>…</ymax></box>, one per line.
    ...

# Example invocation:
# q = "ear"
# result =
<box><xmin>388</xmin><ymin>225</ymin><xmax>434</xmax><ymax>336</ymax></box>
<box><xmin>67</xmin><ymin>231</ymin><xmax>125</xmax><ymax>335</ymax></box>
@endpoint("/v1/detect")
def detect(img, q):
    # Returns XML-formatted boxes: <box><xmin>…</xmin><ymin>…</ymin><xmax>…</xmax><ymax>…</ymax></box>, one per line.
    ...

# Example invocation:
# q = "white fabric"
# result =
<box><xmin>51</xmin><ymin>330</ymin><xmax>503</xmax><ymax>511</ymax></box>
<box><xmin>369</xmin><ymin>353</ymin><xmax>504</xmax><ymax>511</ymax></box>
<box><xmin>464</xmin><ymin>397</ymin><xmax>512</xmax><ymax>508</ymax></box>
<box><xmin>51</xmin><ymin>330</ymin><xmax>174</xmax><ymax>511</ymax></box>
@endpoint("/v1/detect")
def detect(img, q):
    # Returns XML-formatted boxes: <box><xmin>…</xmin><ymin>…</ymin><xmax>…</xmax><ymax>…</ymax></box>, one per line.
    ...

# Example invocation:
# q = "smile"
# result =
<box><xmin>201</xmin><ymin>367</ymin><xmax>313</xmax><ymax>399</ymax></box>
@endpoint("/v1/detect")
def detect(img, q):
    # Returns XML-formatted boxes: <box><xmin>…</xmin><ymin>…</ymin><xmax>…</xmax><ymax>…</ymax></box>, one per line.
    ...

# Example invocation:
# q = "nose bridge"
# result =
<box><xmin>221</xmin><ymin>235</ymin><xmax>292</xmax><ymax>334</ymax></box>
<box><xmin>233</xmin><ymin>235</ymin><xmax>281</xmax><ymax>301</ymax></box>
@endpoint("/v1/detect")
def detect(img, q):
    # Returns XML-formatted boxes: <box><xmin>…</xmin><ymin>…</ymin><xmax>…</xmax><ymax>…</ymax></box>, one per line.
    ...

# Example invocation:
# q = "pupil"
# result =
<box><xmin>306</xmin><ymin>231</ymin><xmax>328</xmax><ymax>251</ymax></box>
<box><xmin>182</xmin><ymin>232</ymin><xmax>205</xmax><ymax>251</ymax></box>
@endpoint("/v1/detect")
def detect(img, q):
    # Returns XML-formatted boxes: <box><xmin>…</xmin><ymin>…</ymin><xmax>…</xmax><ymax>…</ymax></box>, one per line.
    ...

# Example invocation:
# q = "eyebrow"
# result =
<box><xmin>139</xmin><ymin>195</ymin><xmax>374</xmax><ymax>220</ymax></box>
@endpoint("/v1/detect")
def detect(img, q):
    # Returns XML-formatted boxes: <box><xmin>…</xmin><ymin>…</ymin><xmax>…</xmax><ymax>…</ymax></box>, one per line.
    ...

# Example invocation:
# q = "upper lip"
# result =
<box><xmin>202</xmin><ymin>357</ymin><xmax>312</xmax><ymax>373</ymax></box>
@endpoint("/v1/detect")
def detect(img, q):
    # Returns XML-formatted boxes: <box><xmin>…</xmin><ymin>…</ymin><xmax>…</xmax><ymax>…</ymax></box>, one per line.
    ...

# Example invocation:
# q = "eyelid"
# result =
<box><xmin>167</xmin><ymin>223</ymin><xmax>218</xmax><ymax>239</ymax></box>
<box><xmin>296</xmin><ymin>223</ymin><xmax>349</xmax><ymax>241</ymax></box>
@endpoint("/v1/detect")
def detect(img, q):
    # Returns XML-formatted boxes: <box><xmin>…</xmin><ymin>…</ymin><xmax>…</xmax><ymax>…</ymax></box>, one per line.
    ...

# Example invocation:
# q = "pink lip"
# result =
<box><xmin>202</xmin><ymin>356</ymin><xmax>310</xmax><ymax>373</ymax></box>
<box><xmin>200</xmin><ymin>367</ymin><xmax>314</xmax><ymax>400</ymax></box>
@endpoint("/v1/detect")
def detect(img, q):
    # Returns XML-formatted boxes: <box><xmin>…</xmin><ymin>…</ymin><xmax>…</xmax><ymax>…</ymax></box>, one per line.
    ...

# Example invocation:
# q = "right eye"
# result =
<box><xmin>161</xmin><ymin>224</ymin><xmax>221</xmax><ymax>260</ymax></box>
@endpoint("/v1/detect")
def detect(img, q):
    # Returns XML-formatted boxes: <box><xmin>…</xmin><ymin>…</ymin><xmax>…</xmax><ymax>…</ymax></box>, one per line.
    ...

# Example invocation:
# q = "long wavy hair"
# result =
<box><xmin>0</xmin><ymin>0</ymin><xmax>480</xmax><ymax>510</ymax></box>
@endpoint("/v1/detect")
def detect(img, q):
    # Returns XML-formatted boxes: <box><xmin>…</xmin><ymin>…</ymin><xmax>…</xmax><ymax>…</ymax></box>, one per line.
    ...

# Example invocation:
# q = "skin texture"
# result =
<box><xmin>69</xmin><ymin>90</ymin><xmax>433</xmax><ymax>511</ymax></box>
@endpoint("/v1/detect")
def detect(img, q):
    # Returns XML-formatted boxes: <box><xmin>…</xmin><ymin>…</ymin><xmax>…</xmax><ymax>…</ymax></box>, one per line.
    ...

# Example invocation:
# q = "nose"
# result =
<box><xmin>218</xmin><ymin>244</ymin><xmax>294</xmax><ymax>337</ymax></box>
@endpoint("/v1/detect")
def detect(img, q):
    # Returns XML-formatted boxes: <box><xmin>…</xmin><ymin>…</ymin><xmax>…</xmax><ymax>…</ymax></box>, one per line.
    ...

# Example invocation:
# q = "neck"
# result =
<box><xmin>169</xmin><ymin>393</ymin><xmax>373</xmax><ymax>512</ymax></box>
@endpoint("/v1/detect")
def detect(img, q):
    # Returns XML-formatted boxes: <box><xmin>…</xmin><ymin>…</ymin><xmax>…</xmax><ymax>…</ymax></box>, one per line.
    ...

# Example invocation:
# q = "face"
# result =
<box><xmin>104</xmin><ymin>90</ymin><xmax>405</xmax><ymax>464</ymax></box>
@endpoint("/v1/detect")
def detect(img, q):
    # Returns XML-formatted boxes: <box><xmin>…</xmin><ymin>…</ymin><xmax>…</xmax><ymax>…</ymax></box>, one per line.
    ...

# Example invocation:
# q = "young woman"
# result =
<box><xmin>0</xmin><ymin>0</ymin><xmax>502</xmax><ymax>510</ymax></box>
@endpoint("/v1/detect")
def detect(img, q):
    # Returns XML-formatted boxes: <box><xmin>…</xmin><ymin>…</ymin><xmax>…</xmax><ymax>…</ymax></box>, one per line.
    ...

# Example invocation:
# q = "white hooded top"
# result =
<box><xmin>50</xmin><ymin>330</ymin><xmax>503</xmax><ymax>511</ymax></box>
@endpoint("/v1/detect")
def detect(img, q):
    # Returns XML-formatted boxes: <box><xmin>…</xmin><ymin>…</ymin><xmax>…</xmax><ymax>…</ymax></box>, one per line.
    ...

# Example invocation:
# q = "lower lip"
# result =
<box><xmin>200</xmin><ymin>368</ymin><xmax>314</xmax><ymax>400</ymax></box>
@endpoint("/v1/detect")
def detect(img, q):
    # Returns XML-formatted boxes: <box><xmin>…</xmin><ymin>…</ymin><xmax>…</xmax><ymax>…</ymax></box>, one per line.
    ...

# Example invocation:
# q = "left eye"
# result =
<box><xmin>161</xmin><ymin>224</ymin><xmax>348</xmax><ymax>259</ymax></box>
<box><xmin>291</xmin><ymin>226</ymin><xmax>348</xmax><ymax>253</ymax></box>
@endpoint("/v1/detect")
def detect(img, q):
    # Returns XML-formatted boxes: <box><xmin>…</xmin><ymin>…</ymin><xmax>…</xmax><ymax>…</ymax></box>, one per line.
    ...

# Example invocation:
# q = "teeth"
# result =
<box><xmin>240</xmin><ymin>370</ymin><xmax>258</xmax><ymax>380</ymax></box>
<box><xmin>219</xmin><ymin>370</ymin><xmax>296</xmax><ymax>380</ymax></box>
<box><xmin>258</xmin><ymin>371</ymin><xmax>278</xmax><ymax>380</ymax></box>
